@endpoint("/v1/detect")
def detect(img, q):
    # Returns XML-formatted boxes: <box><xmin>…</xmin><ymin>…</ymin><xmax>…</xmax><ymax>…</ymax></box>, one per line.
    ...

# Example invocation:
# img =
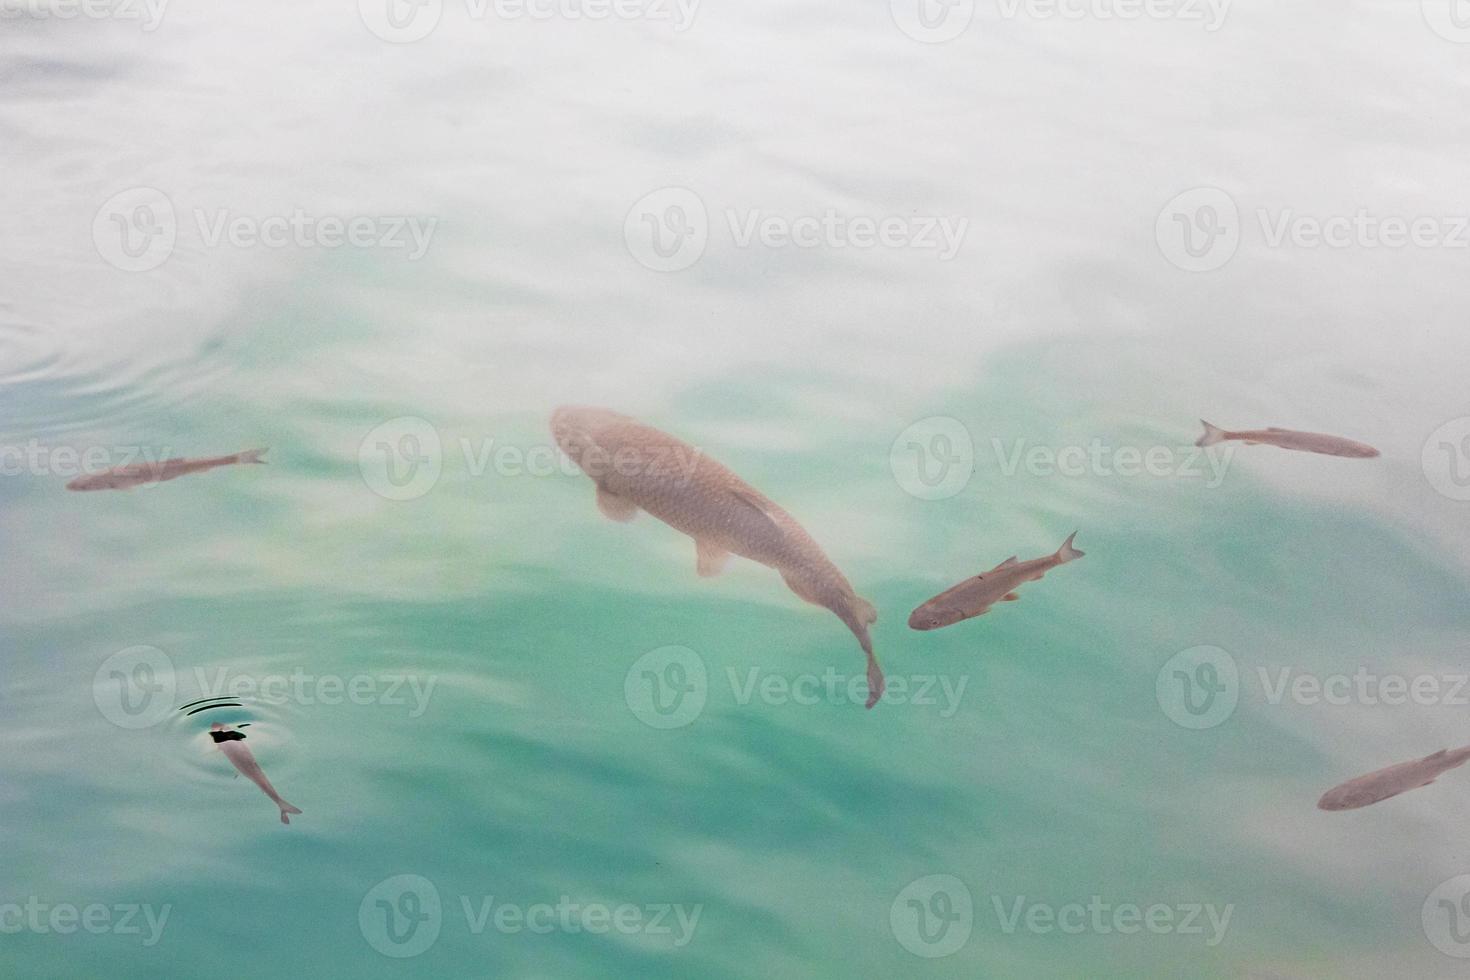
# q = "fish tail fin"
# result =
<box><xmin>846</xmin><ymin>593</ymin><xmax>876</xmax><ymax>708</ymax></box>
<box><xmin>238</xmin><ymin>448</ymin><xmax>269</xmax><ymax>465</ymax></box>
<box><xmin>846</xmin><ymin>594</ymin><xmax>882</xmax><ymax>709</ymax></box>
<box><xmin>1056</xmin><ymin>531</ymin><xmax>1084</xmax><ymax>563</ymax></box>
<box><xmin>279</xmin><ymin>801</ymin><xmax>302</xmax><ymax>824</ymax></box>
<box><xmin>1197</xmin><ymin>420</ymin><xmax>1227</xmax><ymax>447</ymax></box>
<box><xmin>865</xmin><ymin>647</ymin><xmax>885</xmax><ymax>710</ymax></box>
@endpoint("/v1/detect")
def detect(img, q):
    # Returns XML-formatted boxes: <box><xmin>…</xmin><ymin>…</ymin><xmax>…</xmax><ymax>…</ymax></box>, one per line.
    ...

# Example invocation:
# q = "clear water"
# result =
<box><xmin>3</xmin><ymin>1</ymin><xmax>1470</xmax><ymax>977</ymax></box>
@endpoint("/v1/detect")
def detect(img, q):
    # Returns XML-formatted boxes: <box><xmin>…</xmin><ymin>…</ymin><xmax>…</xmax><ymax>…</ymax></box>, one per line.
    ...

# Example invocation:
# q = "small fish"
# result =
<box><xmin>1195</xmin><ymin>421</ymin><xmax>1378</xmax><ymax>458</ymax></box>
<box><xmin>1317</xmin><ymin>746</ymin><xmax>1470</xmax><ymax>811</ymax></box>
<box><xmin>551</xmin><ymin>406</ymin><xmax>884</xmax><ymax>708</ymax></box>
<box><xmin>210</xmin><ymin>723</ymin><xmax>302</xmax><ymax>825</ymax></box>
<box><xmin>66</xmin><ymin>448</ymin><xmax>269</xmax><ymax>491</ymax></box>
<box><xmin>908</xmin><ymin>532</ymin><xmax>1084</xmax><ymax>631</ymax></box>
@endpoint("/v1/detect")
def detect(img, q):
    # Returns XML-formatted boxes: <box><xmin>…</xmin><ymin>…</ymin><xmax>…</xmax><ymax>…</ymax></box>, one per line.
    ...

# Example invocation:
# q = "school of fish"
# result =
<box><xmin>63</xmin><ymin>408</ymin><xmax>1417</xmax><ymax>822</ymax></box>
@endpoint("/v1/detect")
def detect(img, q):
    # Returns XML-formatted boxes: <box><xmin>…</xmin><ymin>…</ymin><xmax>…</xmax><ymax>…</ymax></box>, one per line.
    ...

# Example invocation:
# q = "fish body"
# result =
<box><xmin>1196</xmin><ymin>421</ymin><xmax>1378</xmax><ymax>458</ymax></box>
<box><xmin>66</xmin><ymin>448</ymin><xmax>268</xmax><ymax>491</ymax></box>
<box><xmin>908</xmin><ymin>532</ymin><xmax>1084</xmax><ymax>631</ymax></box>
<box><xmin>211</xmin><ymin>724</ymin><xmax>302</xmax><ymax>824</ymax></box>
<box><xmin>551</xmin><ymin>406</ymin><xmax>883</xmax><ymax>707</ymax></box>
<box><xmin>1317</xmin><ymin>746</ymin><xmax>1470</xmax><ymax>811</ymax></box>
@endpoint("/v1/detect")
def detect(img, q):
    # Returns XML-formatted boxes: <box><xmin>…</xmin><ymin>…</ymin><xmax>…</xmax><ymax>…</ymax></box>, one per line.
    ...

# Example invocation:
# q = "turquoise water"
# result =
<box><xmin>5</xmin><ymin>2</ymin><xmax>1470</xmax><ymax>977</ymax></box>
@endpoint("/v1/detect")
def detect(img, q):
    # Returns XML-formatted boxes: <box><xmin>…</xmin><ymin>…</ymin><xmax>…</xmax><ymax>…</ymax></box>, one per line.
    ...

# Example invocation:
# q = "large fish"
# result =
<box><xmin>1195</xmin><ymin>421</ymin><xmax>1378</xmax><ymax>458</ymax></box>
<box><xmin>1317</xmin><ymin>746</ymin><xmax>1470</xmax><ymax>811</ymax></box>
<box><xmin>66</xmin><ymin>448</ymin><xmax>268</xmax><ymax>491</ymax></box>
<box><xmin>908</xmin><ymin>532</ymin><xmax>1083</xmax><ymax>631</ymax></box>
<box><xmin>211</xmin><ymin>723</ymin><xmax>302</xmax><ymax>825</ymax></box>
<box><xmin>551</xmin><ymin>406</ymin><xmax>883</xmax><ymax>708</ymax></box>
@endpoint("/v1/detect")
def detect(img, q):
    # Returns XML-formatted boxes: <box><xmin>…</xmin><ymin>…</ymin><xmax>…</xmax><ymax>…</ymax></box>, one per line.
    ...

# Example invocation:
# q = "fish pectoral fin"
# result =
<box><xmin>696</xmin><ymin>539</ymin><xmax>730</xmax><ymax>577</ymax></box>
<box><xmin>595</xmin><ymin>485</ymin><xmax>639</xmax><ymax>522</ymax></box>
<box><xmin>1000</xmin><ymin>592</ymin><xmax>1021</xmax><ymax>602</ymax></box>
<box><xmin>729</xmin><ymin>489</ymin><xmax>785</xmax><ymax>541</ymax></box>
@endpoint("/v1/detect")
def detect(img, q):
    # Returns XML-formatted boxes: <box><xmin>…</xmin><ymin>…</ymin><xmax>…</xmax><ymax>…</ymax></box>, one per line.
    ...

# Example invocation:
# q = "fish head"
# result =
<box><xmin>1317</xmin><ymin>784</ymin><xmax>1380</xmax><ymax>811</ymax></box>
<box><xmin>551</xmin><ymin>405</ymin><xmax>625</xmax><ymax>470</ymax></box>
<box><xmin>65</xmin><ymin>473</ymin><xmax>109</xmax><ymax>491</ymax></box>
<box><xmin>908</xmin><ymin>604</ymin><xmax>963</xmax><ymax>631</ymax></box>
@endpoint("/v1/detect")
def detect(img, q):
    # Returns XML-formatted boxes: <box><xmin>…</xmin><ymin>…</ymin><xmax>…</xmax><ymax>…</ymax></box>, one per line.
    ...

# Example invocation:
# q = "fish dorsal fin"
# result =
<box><xmin>1266</xmin><ymin>427</ymin><xmax>1289</xmax><ymax>433</ymax></box>
<box><xmin>1428</xmin><ymin>748</ymin><xmax>1450</xmax><ymax>760</ymax></box>
<box><xmin>994</xmin><ymin>555</ymin><xmax>1019</xmax><ymax>570</ymax></box>
<box><xmin>729</xmin><ymin>488</ymin><xmax>784</xmax><ymax>541</ymax></box>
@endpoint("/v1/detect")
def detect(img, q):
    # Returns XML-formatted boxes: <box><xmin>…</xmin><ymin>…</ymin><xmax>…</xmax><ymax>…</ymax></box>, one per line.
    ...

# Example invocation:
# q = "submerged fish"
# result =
<box><xmin>66</xmin><ymin>448</ymin><xmax>268</xmax><ymax>491</ymax></box>
<box><xmin>1317</xmin><ymin>746</ymin><xmax>1470</xmax><ymax>811</ymax></box>
<box><xmin>211</xmin><ymin>723</ymin><xmax>302</xmax><ymax>825</ymax></box>
<box><xmin>908</xmin><ymin>532</ymin><xmax>1084</xmax><ymax>631</ymax></box>
<box><xmin>551</xmin><ymin>406</ymin><xmax>884</xmax><ymax>708</ymax></box>
<box><xmin>1196</xmin><ymin>421</ymin><xmax>1378</xmax><ymax>458</ymax></box>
